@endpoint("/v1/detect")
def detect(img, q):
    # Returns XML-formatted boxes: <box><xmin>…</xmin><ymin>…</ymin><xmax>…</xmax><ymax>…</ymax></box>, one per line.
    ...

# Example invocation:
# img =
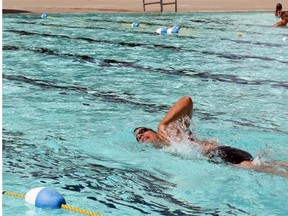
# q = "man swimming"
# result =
<box><xmin>134</xmin><ymin>96</ymin><xmax>288</xmax><ymax>177</ymax></box>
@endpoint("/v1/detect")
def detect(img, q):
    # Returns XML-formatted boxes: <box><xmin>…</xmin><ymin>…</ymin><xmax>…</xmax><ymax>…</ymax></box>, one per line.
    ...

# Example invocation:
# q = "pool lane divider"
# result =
<box><xmin>3</xmin><ymin>187</ymin><xmax>102</xmax><ymax>216</ymax></box>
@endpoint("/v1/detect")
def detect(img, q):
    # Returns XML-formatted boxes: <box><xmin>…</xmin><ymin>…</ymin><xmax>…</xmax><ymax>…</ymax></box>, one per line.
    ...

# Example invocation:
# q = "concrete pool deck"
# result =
<box><xmin>2</xmin><ymin>0</ymin><xmax>282</xmax><ymax>14</ymax></box>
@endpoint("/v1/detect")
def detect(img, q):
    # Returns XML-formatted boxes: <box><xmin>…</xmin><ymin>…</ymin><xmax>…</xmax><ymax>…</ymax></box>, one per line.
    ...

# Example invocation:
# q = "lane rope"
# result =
<box><xmin>3</xmin><ymin>191</ymin><xmax>102</xmax><ymax>216</ymax></box>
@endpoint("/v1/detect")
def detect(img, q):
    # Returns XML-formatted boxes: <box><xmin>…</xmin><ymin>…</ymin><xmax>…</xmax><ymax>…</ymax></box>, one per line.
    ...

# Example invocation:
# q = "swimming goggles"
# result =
<box><xmin>134</xmin><ymin>127</ymin><xmax>151</xmax><ymax>142</ymax></box>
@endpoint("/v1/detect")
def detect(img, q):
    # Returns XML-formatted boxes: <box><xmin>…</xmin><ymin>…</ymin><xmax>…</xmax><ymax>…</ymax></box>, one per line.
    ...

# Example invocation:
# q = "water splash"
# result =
<box><xmin>162</xmin><ymin>140</ymin><xmax>203</xmax><ymax>160</ymax></box>
<box><xmin>161</xmin><ymin>116</ymin><xmax>203</xmax><ymax>160</ymax></box>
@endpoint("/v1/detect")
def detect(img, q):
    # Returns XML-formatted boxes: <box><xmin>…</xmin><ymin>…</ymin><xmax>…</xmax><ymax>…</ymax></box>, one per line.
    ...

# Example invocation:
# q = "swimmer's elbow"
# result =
<box><xmin>182</xmin><ymin>96</ymin><xmax>193</xmax><ymax>106</ymax></box>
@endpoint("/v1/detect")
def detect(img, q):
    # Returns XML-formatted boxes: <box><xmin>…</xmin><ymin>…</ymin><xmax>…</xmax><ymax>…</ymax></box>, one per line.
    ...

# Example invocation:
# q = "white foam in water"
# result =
<box><xmin>163</xmin><ymin>139</ymin><xmax>203</xmax><ymax>160</ymax></box>
<box><xmin>252</xmin><ymin>147</ymin><xmax>276</xmax><ymax>166</ymax></box>
<box><xmin>161</xmin><ymin>116</ymin><xmax>204</xmax><ymax>160</ymax></box>
<box><xmin>252</xmin><ymin>155</ymin><xmax>266</xmax><ymax>166</ymax></box>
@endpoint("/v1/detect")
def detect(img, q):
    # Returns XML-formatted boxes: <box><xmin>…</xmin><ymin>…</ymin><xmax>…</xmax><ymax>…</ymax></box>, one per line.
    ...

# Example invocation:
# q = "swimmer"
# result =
<box><xmin>133</xmin><ymin>96</ymin><xmax>288</xmax><ymax>177</ymax></box>
<box><xmin>274</xmin><ymin>11</ymin><xmax>288</xmax><ymax>27</ymax></box>
<box><xmin>275</xmin><ymin>3</ymin><xmax>283</xmax><ymax>17</ymax></box>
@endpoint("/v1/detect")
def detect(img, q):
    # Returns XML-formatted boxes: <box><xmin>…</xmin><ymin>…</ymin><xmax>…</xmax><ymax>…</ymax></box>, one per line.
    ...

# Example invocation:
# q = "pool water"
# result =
<box><xmin>2</xmin><ymin>12</ymin><xmax>288</xmax><ymax>215</ymax></box>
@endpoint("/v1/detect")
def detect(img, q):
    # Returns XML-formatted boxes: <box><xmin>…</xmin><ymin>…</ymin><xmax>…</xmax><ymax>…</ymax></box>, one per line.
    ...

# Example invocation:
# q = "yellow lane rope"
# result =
<box><xmin>3</xmin><ymin>191</ymin><xmax>102</xmax><ymax>216</ymax></box>
<box><xmin>2</xmin><ymin>191</ymin><xmax>25</xmax><ymax>199</ymax></box>
<box><xmin>61</xmin><ymin>204</ymin><xmax>101</xmax><ymax>216</ymax></box>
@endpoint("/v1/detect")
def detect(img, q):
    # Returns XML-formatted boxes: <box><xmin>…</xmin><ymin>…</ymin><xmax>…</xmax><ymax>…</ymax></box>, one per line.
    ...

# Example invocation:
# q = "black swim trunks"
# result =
<box><xmin>207</xmin><ymin>146</ymin><xmax>253</xmax><ymax>164</ymax></box>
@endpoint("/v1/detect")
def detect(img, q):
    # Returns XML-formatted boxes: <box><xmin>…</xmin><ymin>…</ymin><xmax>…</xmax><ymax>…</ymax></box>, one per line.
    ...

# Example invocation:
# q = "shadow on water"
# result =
<box><xmin>3</xmin><ymin>73</ymin><xmax>288</xmax><ymax>135</ymax></box>
<box><xmin>3</xmin><ymin>44</ymin><xmax>288</xmax><ymax>90</ymax></box>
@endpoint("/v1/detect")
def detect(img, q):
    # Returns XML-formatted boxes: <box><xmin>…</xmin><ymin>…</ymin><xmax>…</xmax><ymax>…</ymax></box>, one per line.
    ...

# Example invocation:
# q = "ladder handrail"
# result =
<box><xmin>143</xmin><ymin>0</ymin><xmax>177</xmax><ymax>12</ymax></box>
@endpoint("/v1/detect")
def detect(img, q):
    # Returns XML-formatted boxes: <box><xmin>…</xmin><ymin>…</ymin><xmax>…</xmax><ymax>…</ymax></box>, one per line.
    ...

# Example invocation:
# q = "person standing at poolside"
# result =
<box><xmin>133</xmin><ymin>96</ymin><xmax>288</xmax><ymax>177</ymax></box>
<box><xmin>273</xmin><ymin>3</ymin><xmax>288</xmax><ymax>27</ymax></box>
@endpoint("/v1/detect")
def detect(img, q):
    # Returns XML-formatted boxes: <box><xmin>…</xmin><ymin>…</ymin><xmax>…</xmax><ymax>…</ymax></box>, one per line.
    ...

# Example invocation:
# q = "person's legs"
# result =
<box><xmin>236</xmin><ymin>160</ymin><xmax>288</xmax><ymax>177</ymax></box>
<box><xmin>269</xmin><ymin>161</ymin><xmax>288</xmax><ymax>168</ymax></box>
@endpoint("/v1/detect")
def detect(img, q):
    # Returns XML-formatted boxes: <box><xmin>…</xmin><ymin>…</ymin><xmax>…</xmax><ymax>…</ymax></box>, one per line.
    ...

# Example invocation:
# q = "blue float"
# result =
<box><xmin>156</xmin><ymin>27</ymin><xmax>167</xmax><ymax>34</ymax></box>
<box><xmin>40</xmin><ymin>13</ymin><xmax>48</xmax><ymax>19</ymax></box>
<box><xmin>167</xmin><ymin>25</ymin><xmax>181</xmax><ymax>34</ymax></box>
<box><xmin>131</xmin><ymin>22</ymin><xmax>140</xmax><ymax>28</ymax></box>
<box><xmin>25</xmin><ymin>187</ymin><xmax>66</xmax><ymax>209</ymax></box>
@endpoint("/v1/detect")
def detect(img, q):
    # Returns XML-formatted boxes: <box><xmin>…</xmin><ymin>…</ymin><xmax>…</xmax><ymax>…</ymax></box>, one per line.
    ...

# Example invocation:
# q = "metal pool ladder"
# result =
<box><xmin>143</xmin><ymin>0</ymin><xmax>178</xmax><ymax>12</ymax></box>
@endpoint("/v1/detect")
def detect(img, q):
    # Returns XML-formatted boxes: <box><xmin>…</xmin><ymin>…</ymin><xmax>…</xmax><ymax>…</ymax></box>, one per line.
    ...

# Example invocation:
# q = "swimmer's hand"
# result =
<box><xmin>157</xmin><ymin>124</ymin><xmax>170</xmax><ymax>146</ymax></box>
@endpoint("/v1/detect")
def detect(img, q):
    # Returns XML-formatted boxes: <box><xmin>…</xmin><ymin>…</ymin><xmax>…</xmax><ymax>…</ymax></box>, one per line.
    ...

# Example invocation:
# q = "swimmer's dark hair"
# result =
<box><xmin>133</xmin><ymin>127</ymin><xmax>156</xmax><ymax>134</ymax></box>
<box><xmin>276</xmin><ymin>3</ymin><xmax>282</xmax><ymax>10</ymax></box>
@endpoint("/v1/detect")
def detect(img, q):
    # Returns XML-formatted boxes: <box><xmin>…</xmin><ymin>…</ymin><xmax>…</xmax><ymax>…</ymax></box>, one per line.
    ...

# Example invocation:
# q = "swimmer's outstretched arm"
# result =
<box><xmin>158</xmin><ymin>96</ymin><xmax>193</xmax><ymax>144</ymax></box>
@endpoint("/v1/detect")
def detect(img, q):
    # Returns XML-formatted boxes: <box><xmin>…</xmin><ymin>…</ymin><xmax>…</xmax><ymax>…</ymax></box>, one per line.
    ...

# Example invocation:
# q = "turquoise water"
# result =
<box><xmin>2</xmin><ymin>12</ymin><xmax>288</xmax><ymax>215</ymax></box>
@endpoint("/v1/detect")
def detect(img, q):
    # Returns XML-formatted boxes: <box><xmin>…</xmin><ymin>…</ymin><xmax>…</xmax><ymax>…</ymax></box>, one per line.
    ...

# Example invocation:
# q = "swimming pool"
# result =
<box><xmin>2</xmin><ymin>12</ymin><xmax>288</xmax><ymax>215</ymax></box>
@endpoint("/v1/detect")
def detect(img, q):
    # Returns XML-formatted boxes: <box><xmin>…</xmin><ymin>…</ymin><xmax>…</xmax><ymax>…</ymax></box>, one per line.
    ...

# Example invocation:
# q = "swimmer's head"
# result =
<box><xmin>133</xmin><ymin>127</ymin><xmax>158</xmax><ymax>143</ymax></box>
